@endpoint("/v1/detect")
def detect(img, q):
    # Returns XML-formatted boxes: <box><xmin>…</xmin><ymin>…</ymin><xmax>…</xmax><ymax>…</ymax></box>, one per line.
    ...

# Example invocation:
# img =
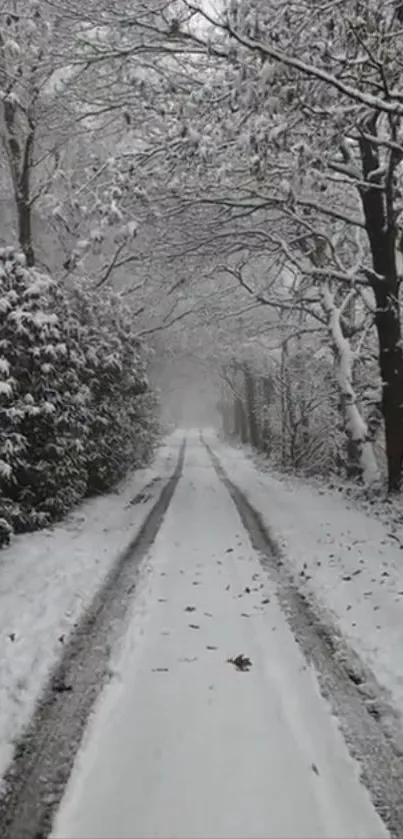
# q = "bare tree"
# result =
<box><xmin>156</xmin><ymin>0</ymin><xmax>403</xmax><ymax>490</ymax></box>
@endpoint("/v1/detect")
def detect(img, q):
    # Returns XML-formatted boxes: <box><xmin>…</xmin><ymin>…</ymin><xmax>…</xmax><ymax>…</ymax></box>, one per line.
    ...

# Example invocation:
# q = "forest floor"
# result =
<box><xmin>1</xmin><ymin>430</ymin><xmax>403</xmax><ymax>838</ymax></box>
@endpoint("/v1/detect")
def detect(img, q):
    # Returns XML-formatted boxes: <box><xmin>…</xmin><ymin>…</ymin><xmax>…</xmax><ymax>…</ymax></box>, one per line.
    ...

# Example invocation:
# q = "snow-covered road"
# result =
<box><xmin>52</xmin><ymin>434</ymin><xmax>387</xmax><ymax>839</ymax></box>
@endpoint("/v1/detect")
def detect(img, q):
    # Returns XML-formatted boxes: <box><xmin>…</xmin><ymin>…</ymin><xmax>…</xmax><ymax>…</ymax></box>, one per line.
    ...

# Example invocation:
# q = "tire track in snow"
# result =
<box><xmin>203</xmin><ymin>435</ymin><xmax>403</xmax><ymax>839</ymax></box>
<box><xmin>0</xmin><ymin>438</ymin><xmax>186</xmax><ymax>839</ymax></box>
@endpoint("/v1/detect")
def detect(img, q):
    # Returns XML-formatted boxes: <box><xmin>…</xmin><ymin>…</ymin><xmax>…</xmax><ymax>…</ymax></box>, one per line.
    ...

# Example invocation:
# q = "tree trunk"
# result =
<box><xmin>244</xmin><ymin>365</ymin><xmax>259</xmax><ymax>448</ymax></box>
<box><xmin>359</xmin><ymin>127</ymin><xmax>403</xmax><ymax>491</ymax></box>
<box><xmin>17</xmin><ymin>194</ymin><xmax>35</xmax><ymax>267</ymax></box>
<box><xmin>234</xmin><ymin>396</ymin><xmax>248</xmax><ymax>443</ymax></box>
<box><xmin>373</xmin><ymin>284</ymin><xmax>403</xmax><ymax>491</ymax></box>
<box><xmin>3</xmin><ymin>95</ymin><xmax>35</xmax><ymax>267</ymax></box>
<box><xmin>240</xmin><ymin>399</ymin><xmax>248</xmax><ymax>443</ymax></box>
<box><xmin>322</xmin><ymin>284</ymin><xmax>379</xmax><ymax>486</ymax></box>
<box><xmin>344</xmin><ymin>414</ymin><xmax>362</xmax><ymax>480</ymax></box>
<box><xmin>280</xmin><ymin>342</ymin><xmax>288</xmax><ymax>466</ymax></box>
<box><xmin>261</xmin><ymin>375</ymin><xmax>273</xmax><ymax>453</ymax></box>
<box><xmin>216</xmin><ymin>397</ymin><xmax>229</xmax><ymax>435</ymax></box>
<box><xmin>17</xmin><ymin>129</ymin><xmax>35</xmax><ymax>267</ymax></box>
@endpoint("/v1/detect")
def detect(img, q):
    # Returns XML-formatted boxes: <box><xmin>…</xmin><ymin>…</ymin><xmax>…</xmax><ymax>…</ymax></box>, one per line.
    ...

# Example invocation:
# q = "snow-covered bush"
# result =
<box><xmin>0</xmin><ymin>249</ymin><xmax>158</xmax><ymax>546</ymax></box>
<box><xmin>67</xmin><ymin>285</ymin><xmax>159</xmax><ymax>494</ymax></box>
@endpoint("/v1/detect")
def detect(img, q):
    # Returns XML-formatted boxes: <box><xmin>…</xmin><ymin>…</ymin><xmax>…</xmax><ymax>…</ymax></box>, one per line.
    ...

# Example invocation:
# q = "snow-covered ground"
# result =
<box><xmin>52</xmin><ymin>435</ymin><xmax>386</xmax><ymax>839</ymax></box>
<box><xmin>208</xmin><ymin>432</ymin><xmax>403</xmax><ymax>730</ymax></box>
<box><xmin>0</xmin><ymin>433</ymin><xmax>181</xmax><ymax>782</ymax></box>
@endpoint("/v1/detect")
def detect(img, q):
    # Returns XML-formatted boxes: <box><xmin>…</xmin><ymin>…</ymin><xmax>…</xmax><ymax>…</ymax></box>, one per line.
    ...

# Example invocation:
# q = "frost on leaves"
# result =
<box><xmin>0</xmin><ymin>249</ymin><xmax>158</xmax><ymax>547</ymax></box>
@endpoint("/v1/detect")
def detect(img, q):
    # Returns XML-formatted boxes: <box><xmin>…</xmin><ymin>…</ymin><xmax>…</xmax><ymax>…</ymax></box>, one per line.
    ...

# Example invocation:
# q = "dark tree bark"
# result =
<box><xmin>3</xmin><ymin>97</ymin><xmax>36</xmax><ymax>267</ymax></box>
<box><xmin>244</xmin><ymin>364</ymin><xmax>260</xmax><ymax>448</ymax></box>
<box><xmin>359</xmin><ymin>122</ymin><xmax>403</xmax><ymax>491</ymax></box>
<box><xmin>373</xmin><ymin>288</ymin><xmax>403</xmax><ymax>491</ymax></box>
<box><xmin>261</xmin><ymin>375</ymin><xmax>273</xmax><ymax>454</ymax></box>
<box><xmin>17</xmin><ymin>151</ymin><xmax>35</xmax><ymax>267</ymax></box>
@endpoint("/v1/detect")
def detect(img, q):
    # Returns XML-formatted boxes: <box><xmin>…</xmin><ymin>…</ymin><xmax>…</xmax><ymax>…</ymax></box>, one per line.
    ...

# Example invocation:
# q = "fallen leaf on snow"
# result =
<box><xmin>227</xmin><ymin>654</ymin><xmax>252</xmax><ymax>672</ymax></box>
<box><xmin>53</xmin><ymin>680</ymin><xmax>73</xmax><ymax>693</ymax></box>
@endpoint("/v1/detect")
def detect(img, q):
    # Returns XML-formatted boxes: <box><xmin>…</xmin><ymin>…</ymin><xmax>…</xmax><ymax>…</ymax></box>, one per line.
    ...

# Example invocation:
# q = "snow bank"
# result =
<box><xmin>0</xmin><ymin>435</ymin><xmax>180</xmax><ymax>782</ymax></box>
<box><xmin>210</xmin><ymin>434</ymin><xmax>403</xmax><ymax>726</ymax></box>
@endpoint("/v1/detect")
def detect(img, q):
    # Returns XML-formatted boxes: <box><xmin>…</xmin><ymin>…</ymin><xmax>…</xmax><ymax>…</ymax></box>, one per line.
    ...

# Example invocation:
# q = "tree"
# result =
<box><xmin>0</xmin><ymin>1</ymin><xmax>152</xmax><ymax>284</ymax></box>
<box><xmin>0</xmin><ymin>1</ymin><xmax>78</xmax><ymax>266</ymax></box>
<box><xmin>157</xmin><ymin>0</ymin><xmax>403</xmax><ymax>490</ymax></box>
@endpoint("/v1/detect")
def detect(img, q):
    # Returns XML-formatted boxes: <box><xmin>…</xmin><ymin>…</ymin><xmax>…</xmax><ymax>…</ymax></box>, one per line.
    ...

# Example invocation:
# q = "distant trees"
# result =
<box><xmin>141</xmin><ymin>0</ymin><xmax>403</xmax><ymax>491</ymax></box>
<box><xmin>217</xmin><ymin>348</ymin><xmax>342</xmax><ymax>478</ymax></box>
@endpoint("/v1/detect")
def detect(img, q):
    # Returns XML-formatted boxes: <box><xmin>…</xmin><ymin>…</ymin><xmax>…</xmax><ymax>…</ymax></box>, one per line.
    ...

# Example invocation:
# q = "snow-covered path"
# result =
<box><xmin>52</xmin><ymin>434</ymin><xmax>387</xmax><ymax>839</ymax></box>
